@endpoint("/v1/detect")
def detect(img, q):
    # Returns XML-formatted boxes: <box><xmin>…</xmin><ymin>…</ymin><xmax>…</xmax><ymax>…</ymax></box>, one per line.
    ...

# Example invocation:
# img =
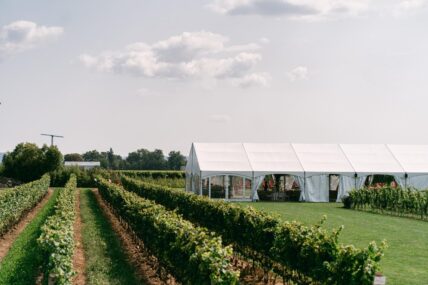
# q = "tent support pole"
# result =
<box><xmin>251</xmin><ymin>173</ymin><xmax>254</xmax><ymax>201</ymax></box>
<box><xmin>225</xmin><ymin>175</ymin><xmax>229</xmax><ymax>200</ymax></box>
<box><xmin>208</xmin><ymin>177</ymin><xmax>211</xmax><ymax>199</ymax></box>
<box><xmin>303</xmin><ymin>172</ymin><xmax>306</xmax><ymax>202</ymax></box>
<box><xmin>243</xmin><ymin>176</ymin><xmax>246</xmax><ymax>198</ymax></box>
<box><xmin>354</xmin><ymin>173</ymin><xmax>357</xmax><ymax>190</ymax></box>
<box><xmin>405</xmin><ymin>173</ymin><xmax>408</xmax><ymax>189</ymax></box>
<box><xmin>199</xmin><ymin>172</ymin><xmax>202</xmax><ymax>196</ymax></box>
<box><xmin>190</xmin><ymin>144</ymin><xmax>194</xmax><ymax>193</ymax></box>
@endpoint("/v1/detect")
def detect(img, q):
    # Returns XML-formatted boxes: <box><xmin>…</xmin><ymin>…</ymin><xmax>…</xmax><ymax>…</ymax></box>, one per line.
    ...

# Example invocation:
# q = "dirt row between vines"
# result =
<box><xmin>92</xmin><ymin>189</ymin><xmax>167</xmax><ymax>285</ymax></box>
<box><xmin>0</xmin><ymin>188</ymin><xmax>53</xmax><ymax>262</ymax></box>
<box><xmin>73</xmin><ymin>189</ymin><xmax>86</xmax><ymax>285</ymax></box>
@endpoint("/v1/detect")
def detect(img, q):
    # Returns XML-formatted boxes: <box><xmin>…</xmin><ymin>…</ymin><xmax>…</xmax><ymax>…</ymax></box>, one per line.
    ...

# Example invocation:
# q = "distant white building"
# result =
<box><xmin>64</xmin><ymin>161</ymin><xmax>100</xmax><ymax>170</ymax></box>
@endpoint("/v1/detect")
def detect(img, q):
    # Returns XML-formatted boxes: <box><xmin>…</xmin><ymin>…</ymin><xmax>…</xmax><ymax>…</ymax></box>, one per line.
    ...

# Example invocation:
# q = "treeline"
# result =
<box><xmin>64</xmin><ymin>148</ymin><xmax>186</xmax><ymax>171</ymax></box>
<box><xmin>0</xmin><ymin>142</ymin><xmax>186</xmax><ymax>183</ymax></box>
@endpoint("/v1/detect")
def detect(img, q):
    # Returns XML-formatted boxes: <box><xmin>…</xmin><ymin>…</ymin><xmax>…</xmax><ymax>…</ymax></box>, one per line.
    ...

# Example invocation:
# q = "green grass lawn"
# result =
<box><xmin>80</xmin><ymin>188</ymin><xmax>141</xmax><ymax>285</ymax></box>
<box><xmin>0</xmin><ymin>189</ymin><xmax>59</xmax><ymax>285</ymax></box>
<box><xmin>239</xmin><ymin>202</ymin><xmax>428</xmax><ymax>285</ymax></box>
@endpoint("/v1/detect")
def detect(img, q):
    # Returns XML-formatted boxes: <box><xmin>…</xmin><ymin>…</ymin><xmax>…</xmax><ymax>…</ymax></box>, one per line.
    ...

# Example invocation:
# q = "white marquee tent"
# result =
<box><xmin>185</xmin><ymin>143</ymin><xmax>428</xmax><ymax>202</ymax></box>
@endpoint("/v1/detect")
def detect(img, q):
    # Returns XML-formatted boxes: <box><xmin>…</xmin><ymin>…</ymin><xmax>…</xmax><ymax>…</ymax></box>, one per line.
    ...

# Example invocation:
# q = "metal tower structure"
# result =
<box><xmin>41</xmin><ymin>134</ymin><xmax>64</xmax><ymax>146</ymax></box>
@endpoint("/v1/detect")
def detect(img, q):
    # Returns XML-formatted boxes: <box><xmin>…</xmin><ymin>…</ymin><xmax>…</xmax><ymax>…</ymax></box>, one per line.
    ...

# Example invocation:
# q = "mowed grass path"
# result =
<box><xmin>80</xmin><ymin>188</ymin><xmax>141</xmax><ymax>285</ymax></box>
<box><xmin>240</xmin><ymin>202</ymin><xmax>428</xmax><ymax>285</ymax></box>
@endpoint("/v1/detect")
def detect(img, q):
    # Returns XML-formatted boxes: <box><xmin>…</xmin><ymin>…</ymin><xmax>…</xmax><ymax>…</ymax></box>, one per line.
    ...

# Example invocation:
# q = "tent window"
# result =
<box><xmin>210</xmin><ymin>176</ymin><xmax>226</xmax><ymax>199</ymax></box>
<box><xmin>201</xmin><ymin>178</ymin><xmax>209</xmax><ymax>196</ymax></box>
<box><xmin>258</xmin><ymin>174</ymin><xmax>301</xmax><ymax>201</ymax></box>
<box><xmin>367</xmin><ymin>175</ymin><xmax>396</xmax><ymax>188</ymax></box>
<box><xmin>329</xmin><ymin>174</ymin><xmax>339</xmax><ymax>202</ymax></box>
<box><xmin>229</xmin><ymin>176</ymin><xmax>251</xmax><ymax>199</ymax></box>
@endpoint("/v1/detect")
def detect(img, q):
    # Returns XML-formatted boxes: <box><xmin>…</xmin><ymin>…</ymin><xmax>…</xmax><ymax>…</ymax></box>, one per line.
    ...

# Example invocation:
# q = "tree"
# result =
<box><xmin>125</xmin><ymin>151</ymin><xmax>141</xmax><ymax>169</ymax></box>
<box><xmin>82</xmin><ymin>150</ymin><xmax>108</xmax><ymax>168</ymax></box>
<box><xmin>64</xmin><ymin>153</ymin><xmax>84</xmax><ymax>161</ymax></box>
<box><xmin>107</xmin><ymin>148</ymin><xmax>115</xmax><ymax>168</ymax></box>
<box><xmin>106</xmin><ymin>148</ymin><xmax>124</xmax><ymax>170</ymax></box>
<box><xmin>167</xmin><ymin>151</ymin><xmax>186</xmax><ymax>170</ymax></box>
<box><xmin>3</xmin><ymin>143</ymin><xmax>63</xmax><ymax>182</ymax></box>
<box><xmin>43</xmin><ymin>145</ymin><xmax>63</xmax><ymax>173</ymax></box>
<box><xmin>82</xmin><ymin>149</ymin><xmax>123</xmax><ymax>169</ymax></box>
<box><xmin>125</xmin><ymin>148</ymin><xmax>167</xmax><ymax>170</ymax></box>
<box><xmin>143</xmin><ymin>149</ymin><xmax>167</xmax><ymax>170</ymax></box>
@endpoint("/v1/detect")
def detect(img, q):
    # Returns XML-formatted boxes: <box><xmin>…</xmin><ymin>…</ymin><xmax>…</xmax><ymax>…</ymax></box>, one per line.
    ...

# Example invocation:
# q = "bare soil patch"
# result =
<box><xmin>73</xmin><ymin>189</ymin><xmax>86</xmax><ymax>285</ymax></box>
<box><xmin>0</xmin><ymin>188</ymin><xmax>53</xmax><ymax>262</ymax></box>
<box><xmin>233</xmin><ymin>257</ymin><xmax>287</xmax><ymax>285</ymax></box>
<box><xmin>92</xmin><ymin>189</ymin><xmax>171</xmax><ymax>285</ymax></box>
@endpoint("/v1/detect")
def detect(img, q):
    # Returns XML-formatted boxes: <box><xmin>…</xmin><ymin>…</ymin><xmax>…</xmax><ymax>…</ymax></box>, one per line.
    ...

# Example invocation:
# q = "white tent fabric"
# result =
<box><xmin>340</xmin><ymin>144</ymin><xmax>405</xmax><ymax>175</ymax></box>
<box><xmin>394</xmin><ymin>175</ymin><xmax>406</xmax><ymax>188</ymax></box>
<box><xmin>243</xmin><ymin>143</ymin><xmax>304</xmax><ymax>177</ymax></box>
<box><xmin>356</xmin><ymin>176</ymin><xmax>367</xmax><ymax>189</ymax></box>
<box><xmin>251</xmin><ymin>175</ymin><xmax>265</xmax><ymax>201</ymax></box>
<box><xmin>297</xmin><ymin>175</ymin><xmax>305</xmax><ymax>201</ymax></box>
<box><xmin>292</xmin><ymin>144</ymin><xmax>355</xmax><ymax>201</ymax></box>
<box><xmin>303</xmin><ymin>175</ymin><xmax>329</xmax><ymax>202</ymax></box>
<box><xmin>338</xmin><ymin>175</ymin><xmax>356</xmax><ymax>202</ymax></box>
<box><xmin>292</xmin><ymin>144</ymin><xmax>355</xmax><ymax>176</ymax></box>
<box><xmin>387</xmin><ymin>144</ymin><xmax>428</xmax><ymax>174</ymax></box>
<box><xmin>192</xmin><ymin>143</ymin><xmax>253</xmax><ymax>179</ymax></box>
<box><xmin>387</xmin><ymin>145</ymin><xmax>428</xmax><ymax>189</ymax></box>
<box><xmin>407</xmin><ymin>175</ymin><xmax>428</xmax><ymax>189</ymax></box>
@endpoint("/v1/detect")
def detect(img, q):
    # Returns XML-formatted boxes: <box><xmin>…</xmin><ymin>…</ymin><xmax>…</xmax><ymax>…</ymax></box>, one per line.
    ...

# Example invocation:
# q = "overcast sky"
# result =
<box><xmin>1</xmin><ymin>0</ymin><xmax>428</xmax><ymax>156</ymax></box>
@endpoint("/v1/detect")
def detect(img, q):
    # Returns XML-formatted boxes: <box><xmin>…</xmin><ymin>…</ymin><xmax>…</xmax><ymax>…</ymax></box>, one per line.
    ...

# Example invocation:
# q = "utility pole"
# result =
<box><xmin>41</xmin><ymin>134</ymin><xmax>64</xmax><ymax>146</ymax></box>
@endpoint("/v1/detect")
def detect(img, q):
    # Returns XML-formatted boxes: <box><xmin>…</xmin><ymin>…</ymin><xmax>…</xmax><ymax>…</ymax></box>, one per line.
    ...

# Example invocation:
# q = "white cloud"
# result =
<box><xmin>0</xmin><ymin>21</ymin><xmax>63</xmax><ymax>58</ymax></box>
<box><xmin>209</xmin><ymin>0</ymin><xmax>428</xmax><ymax>19</ymax></box>
<box><xmin>393</xmin><ymin>0</ymin><xmax>427</xmax><ymax>15</ymax></box>
<box><xmin>152</xmin><ymin>31</ymin><xmax>227</xmax><ymax>62</ymax></box>
<box><xmin>234</xmin><ymin>72</ymin><xmax>270</xmax><ymax>88</ymax></box>
<box><xmin>209</xmin><ymin>114</ymin><xmax>232</xmax><ymax>122</ymax></box>
<box><xmin>208</xmin><ymin>0</ymin><xmax>371</xmax><ymax>20</ymax></box>
<box><xmin>136</xmin><ymin>88</ymin><xmax>152</xmax><ymax>97</ymax></box>
<box><xmin>398</xmin><ymin>0</ymin><xmax>426</xmax><ymax>9</ymax></box>
<box><xmin>287</xmin><ymin>66</ymin><xmax>308</xmax><ymax>81</ymax></box>
<box><xmin>259</xmin><ymin>37</ymin><xmax>270</xmax><ymax>44</ymax></box>
<box><xmin>80</xmin><ymin>31</ymin><xmax>268</xmax><ymax>87</ymax></box>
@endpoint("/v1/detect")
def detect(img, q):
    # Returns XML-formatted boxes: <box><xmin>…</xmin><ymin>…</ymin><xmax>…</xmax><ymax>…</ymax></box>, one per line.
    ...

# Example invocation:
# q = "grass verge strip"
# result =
<box><xmin>80</xmin><ymin>188</ymin><xmax>141</xmax><ymax>285</ymax></box>
<box><xmin>0</xmin><ymin>188</ymin><xmax>59</xmax><ymax>285</ymax></box>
